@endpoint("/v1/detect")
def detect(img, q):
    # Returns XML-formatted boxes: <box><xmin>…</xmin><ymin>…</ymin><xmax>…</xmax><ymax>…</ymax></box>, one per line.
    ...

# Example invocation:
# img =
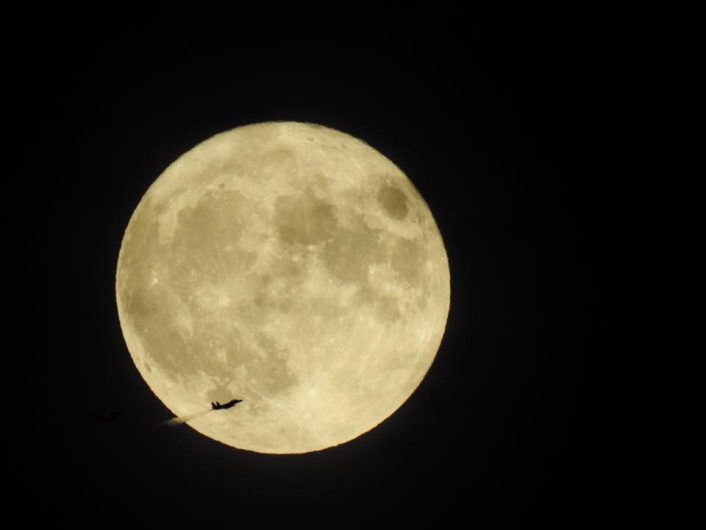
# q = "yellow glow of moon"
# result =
<box><xmin>116</xmin><ymin>122</ymin><xmax>450</xmax><ymax>454</ymax></box>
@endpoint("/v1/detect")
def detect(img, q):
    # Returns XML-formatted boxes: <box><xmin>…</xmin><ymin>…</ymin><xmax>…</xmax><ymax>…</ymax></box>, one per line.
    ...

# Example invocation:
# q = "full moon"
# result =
<box><xmin>116</xmin><ymin>122</ymin><xmax>450</xmax><ymax>454</ymax></box>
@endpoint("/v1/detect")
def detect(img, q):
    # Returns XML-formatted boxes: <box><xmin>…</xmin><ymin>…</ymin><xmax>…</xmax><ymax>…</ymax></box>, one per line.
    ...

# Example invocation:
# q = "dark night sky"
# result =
<box><xmin>11</xmin><ymin>6</ymin><xmax>606</xmax><ymax>527</ymax></box>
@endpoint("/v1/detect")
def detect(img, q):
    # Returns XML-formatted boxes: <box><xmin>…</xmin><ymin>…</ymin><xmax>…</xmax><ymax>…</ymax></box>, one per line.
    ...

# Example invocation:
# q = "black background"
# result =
<box><xmin>12</xmin><ymin>6</ymin><xmax>605</xmax><ymax>527</ymax></box>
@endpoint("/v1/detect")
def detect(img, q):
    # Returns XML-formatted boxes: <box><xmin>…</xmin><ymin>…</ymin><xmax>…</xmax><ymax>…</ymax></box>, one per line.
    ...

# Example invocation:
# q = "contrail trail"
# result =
<box><xmin>162</xmin><ymin>409</ymin><xmax>213</xmax><ymax>427</ymax></box>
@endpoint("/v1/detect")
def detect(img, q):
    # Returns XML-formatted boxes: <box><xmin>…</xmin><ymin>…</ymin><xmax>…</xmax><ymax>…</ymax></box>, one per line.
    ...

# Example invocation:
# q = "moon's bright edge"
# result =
<box><xmin>116</xmin><ymin>122</ymin><xmax>450</xmax><ymax>454</ymax></box>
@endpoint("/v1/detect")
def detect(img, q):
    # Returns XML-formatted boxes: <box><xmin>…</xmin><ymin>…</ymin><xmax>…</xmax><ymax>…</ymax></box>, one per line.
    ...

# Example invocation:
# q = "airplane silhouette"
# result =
<box><xmin>211</xmin><ymin>399</ymin><xmax>242</xmax><ymax>410</ymax></box>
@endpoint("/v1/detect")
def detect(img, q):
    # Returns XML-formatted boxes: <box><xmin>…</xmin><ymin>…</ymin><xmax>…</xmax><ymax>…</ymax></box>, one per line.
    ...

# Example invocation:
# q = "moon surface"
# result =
<box><xmin>116</xmin><ymin>122</ymin><xmax>450</xmax><ymax>454</ymax></box>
